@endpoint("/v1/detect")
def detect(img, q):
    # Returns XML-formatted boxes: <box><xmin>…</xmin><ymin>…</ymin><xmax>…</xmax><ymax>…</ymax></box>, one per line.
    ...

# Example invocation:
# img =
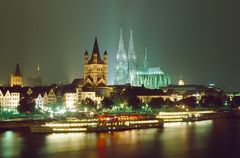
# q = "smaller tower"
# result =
<box><xmin>10</xmin><ymin>63</ymin><xmax>23</xmax><ymax>87</ymax></box>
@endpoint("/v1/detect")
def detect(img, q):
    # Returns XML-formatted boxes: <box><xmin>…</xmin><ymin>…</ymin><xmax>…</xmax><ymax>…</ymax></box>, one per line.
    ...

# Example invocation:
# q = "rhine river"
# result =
<box><xmin>1</xmin><ymin>119</ymin><xmax>240</xmax><ymax>158</ymax></box>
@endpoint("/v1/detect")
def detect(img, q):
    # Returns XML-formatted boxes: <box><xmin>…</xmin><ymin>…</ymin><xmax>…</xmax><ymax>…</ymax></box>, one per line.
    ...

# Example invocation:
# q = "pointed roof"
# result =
<box><xmin>14</xmin><ymin>63</ymin><xmax>22</xmax><ymax>76</ymax></box>
<box><xmin>144</xmin><ymin>48</ymin><xmax>148</xmax><ymax>68</ymax></box>
<box><xmin>128</xmin><ymin>30</ymin><xmax>135</xmax><ymax>52</ymax></box>
<box><xmin>104</xmin><ymin>50</ymin><xmax>108</xmax><ymax>55</ymax></box>
<box><xmin>128</xmin><ymin>30</ymin><xmax>136</xmax><ymax>61</ymax></box>
<box><xmin>37</xmin><ymin>64</ymin><xmax>40</xmax><ymax>72</ymax></box>
<box><xmin>84</xmin><ymin>50</ymin><xmax>88</xmax><ymax>56</ymax></box>
<box><xmin>88</xmin><ymin>37</ymin><xmax>104</xmax><ymax>64</ymax></box>
<box><xmin>93</xmin><ymin>37</ymin><xmax>100</xmax><ymax>54</ymax></box>
<box><xmin>118</xmin><ymin>29</ymin><xmax>126</xmax><ymax>52</ymax></box>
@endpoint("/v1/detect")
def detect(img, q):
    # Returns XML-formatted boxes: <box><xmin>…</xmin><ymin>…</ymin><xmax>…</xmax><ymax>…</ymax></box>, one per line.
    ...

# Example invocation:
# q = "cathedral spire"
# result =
<box><xmin>128</xmin><ymin>30</ymin><xmax>137</xmax><ymax>85</ymax></box>
<box><xmin>144</xmin><ymin>48</ymin><xmax>148</xmax><ymax>68</ymax></box>
<box><xmin>118</xmin><ymin>29</ymin><xmax>125</xmax><ymax>52</ymax></box>
<box><xmin>128</xmin><ymin>30</ymin><xmax>135</xmax><ymax>54</ymax></box>
<box><xmin>114</xmin><ymin>29</ymin><xmax>128</xmax><ymax>85</ymax></box>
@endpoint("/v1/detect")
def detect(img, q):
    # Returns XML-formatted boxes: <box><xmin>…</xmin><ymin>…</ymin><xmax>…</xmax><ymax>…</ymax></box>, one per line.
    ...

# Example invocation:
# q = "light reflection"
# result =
<box><xmin>0</xmin><ymin>131</ymin><xmax>22</xmax><ymax>158</ymax></box>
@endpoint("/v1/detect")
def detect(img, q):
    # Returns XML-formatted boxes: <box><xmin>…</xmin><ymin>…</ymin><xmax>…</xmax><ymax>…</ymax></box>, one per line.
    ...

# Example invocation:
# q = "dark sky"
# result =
<box><xmin>0</xmin><ymin>0</ymin><xmax>239</xmax><ymax>90</ymax></box>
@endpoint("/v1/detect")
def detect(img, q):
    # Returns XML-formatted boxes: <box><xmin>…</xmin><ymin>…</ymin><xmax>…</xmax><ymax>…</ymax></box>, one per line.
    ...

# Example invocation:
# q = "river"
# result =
<box><xmin>1</xmin><ymin>119</ymin><xmax>240</xmax><ymax>158</ymax></box>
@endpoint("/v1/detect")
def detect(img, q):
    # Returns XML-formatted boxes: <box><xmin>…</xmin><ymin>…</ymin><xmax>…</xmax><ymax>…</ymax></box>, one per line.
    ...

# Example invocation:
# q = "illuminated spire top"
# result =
<box><xmin>144</xmin><ymin>48</ymin><xmax>148</xmax><ymax>68</ymax></box>
<box><xmin>37</xmin><ymin>64</ymin><xmax>40</xmax><ymax>72</ymax></box>
<box><xmin>118</xmin><ymin>28</ymin><xmax>125</xmax><ymax>52</ymax></box>
<box><xmin>128</xmin><ymin>30</ymin><xmax>135</xmax><ymax>54</ymax></box>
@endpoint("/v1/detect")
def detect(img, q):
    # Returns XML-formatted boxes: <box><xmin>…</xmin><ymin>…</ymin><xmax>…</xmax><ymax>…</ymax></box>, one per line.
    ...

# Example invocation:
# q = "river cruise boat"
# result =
<box><xmin>30</xmin><ymin>114</ymin><xmax>163</xmax><ymax>133</ymax></box>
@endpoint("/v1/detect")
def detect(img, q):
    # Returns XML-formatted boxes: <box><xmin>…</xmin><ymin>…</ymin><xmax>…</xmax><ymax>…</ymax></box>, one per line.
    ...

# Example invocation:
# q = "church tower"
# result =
<box><xmin>114</xmin><ymin>29</ymin><xmax>129</xmax><ymax>85</ymax></box>
<box><xmin>10</xmin><ymin>63</ymin><xmax>23</xmax><ymax>87</ymax></box>
<box><xmin>83</xmin><ymin>37</ymin><xmax>108</xmax><ymax>87</ymax></box>
<box><xmin>128</xmin><ymin>30</ymin><xmax>137</xmax><ymax>86</ymax></box>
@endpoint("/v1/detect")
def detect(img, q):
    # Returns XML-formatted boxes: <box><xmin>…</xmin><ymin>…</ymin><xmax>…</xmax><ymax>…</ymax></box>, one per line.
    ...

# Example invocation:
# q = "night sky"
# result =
<box><xmin>0</xmin><ymin>0</ymin><xmax>239</xmax><ymax>90</ymax></box>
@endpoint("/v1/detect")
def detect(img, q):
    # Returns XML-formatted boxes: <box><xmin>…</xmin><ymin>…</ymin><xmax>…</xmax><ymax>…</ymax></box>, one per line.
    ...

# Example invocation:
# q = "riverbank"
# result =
<box><xmin>1</xmin><ymin>110</ymin><xmax>240</xmax><ymax>131</ymax></box>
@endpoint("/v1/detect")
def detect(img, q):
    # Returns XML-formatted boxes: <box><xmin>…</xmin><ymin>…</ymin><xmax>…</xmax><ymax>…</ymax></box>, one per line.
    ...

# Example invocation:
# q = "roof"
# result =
<box><xmin>88</xmin><ymin>37</ymin><xmax>104</xmax><ymax>64</ymax></box>
<box><xmin>13</xmin><ymin>63</ymin><xmax>22</xmax><ymax>76</ymax></box>
<box><xmin>71</xmin><ymin>78</ymin><xmax>84</xmax><ymax>87</ymax></box>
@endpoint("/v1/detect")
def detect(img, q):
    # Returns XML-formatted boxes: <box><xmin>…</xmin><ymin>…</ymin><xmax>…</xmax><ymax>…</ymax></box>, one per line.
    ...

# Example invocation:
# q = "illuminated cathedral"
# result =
<box><xmin>114</xmin><ymin>29</ymin><xmax>171</xmax><ymax>89</ymax></box>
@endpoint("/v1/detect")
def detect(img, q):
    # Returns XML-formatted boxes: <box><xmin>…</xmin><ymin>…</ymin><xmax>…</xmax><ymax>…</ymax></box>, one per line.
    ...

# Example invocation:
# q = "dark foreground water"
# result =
<box><xmin>1</xmin><ymin>119</ymin><xmax>240</xmax><ymax>158</ymax></box>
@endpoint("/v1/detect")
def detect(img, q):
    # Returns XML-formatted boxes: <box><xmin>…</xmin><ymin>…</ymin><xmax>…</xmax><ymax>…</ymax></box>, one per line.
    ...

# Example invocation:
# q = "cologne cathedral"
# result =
<box><xmin>114</xmin><ymin>29</ymin><xmax>171</xmax><ymax>89</ymax></box>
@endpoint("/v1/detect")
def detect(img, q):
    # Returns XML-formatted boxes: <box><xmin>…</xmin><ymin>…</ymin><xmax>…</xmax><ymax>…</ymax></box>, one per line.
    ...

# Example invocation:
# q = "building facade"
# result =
<box><xmin>10</xmin><ymin>63</ymin><xmax>23</xmax><ymax>87</ymax></box>
<box><xmin>84</xmin><ymin>38</ymin><xmax>108</xmax><ymax>87</ymax></box>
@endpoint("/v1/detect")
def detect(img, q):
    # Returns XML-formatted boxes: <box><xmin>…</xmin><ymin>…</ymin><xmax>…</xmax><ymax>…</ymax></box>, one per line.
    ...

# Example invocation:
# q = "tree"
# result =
<box><xmin>165</xmin><ymin>98</ymin><xmax>174</xmax><ymax>107</ymax></box>
<box><xmin>181</xmin><ymin>96</ymin><xmax>197</xmax><ymax>108</ymax></box>
<box><xmin>149</xmin><ymin>98</ymin><xmax>165</xmax><ymax>109</ymax></box>
<box><xmin>200</xmin><ymin>95</ymin><xmax>223</xmax><ymax>107</ymax></box>
<box><xmin>101</xmin><ymin>97</ymin><xmax>114</xmax><ymax>109</ymax></box>
<box><xmin>231</xmin><ymin>96</ymin><xmax>240</xmax><ymax>108</ymax></box>
<box><xmin>127</xmin><ymin>95</ymin><xmax>141</xmax><ymax>110</ymax></box>
<box><xmin>81</xmin><ymin>98</ymin><xmax>97</xmax><ymax>110</ymax></box>
<box><xmin>17</xmin><ymin>96</ymin><xmax>36</xmax><ymax>113</ymax></box>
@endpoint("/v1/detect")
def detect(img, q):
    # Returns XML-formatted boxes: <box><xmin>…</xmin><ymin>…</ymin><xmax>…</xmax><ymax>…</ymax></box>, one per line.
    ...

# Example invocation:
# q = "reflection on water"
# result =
<box><xmin>1</xmin><ymin>119</ymin><xmax>240</xmax><ymax>158</ymax></box>
<box><xmin>0</xmin><ymin>131</ymin><xmax>23</xmax><ymax>158</ymax></box>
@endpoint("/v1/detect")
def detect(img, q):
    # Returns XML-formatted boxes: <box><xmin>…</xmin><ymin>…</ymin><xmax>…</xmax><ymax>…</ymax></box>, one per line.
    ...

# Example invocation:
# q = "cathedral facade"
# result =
<box><xmin>114</xmin><ymin>29</ymin><xmax>137</xmax><ymax>85</ymax></box>
<box><xmin>114</xmin><ymin>29</ymin><xmax>171</xmax><ymax>89</ymax></box>
<box><xmin>84</xmin><ymin>38</ymin><xmax>108</xmax><ymax>87</ymax></box>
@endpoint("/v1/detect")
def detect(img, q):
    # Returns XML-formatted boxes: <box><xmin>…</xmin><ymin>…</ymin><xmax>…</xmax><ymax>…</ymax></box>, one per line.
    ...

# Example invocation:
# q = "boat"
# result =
<box><xmin>30</xmin><ymin>114</ymin><xmax>163</xmax><ymax>133</ymax></box>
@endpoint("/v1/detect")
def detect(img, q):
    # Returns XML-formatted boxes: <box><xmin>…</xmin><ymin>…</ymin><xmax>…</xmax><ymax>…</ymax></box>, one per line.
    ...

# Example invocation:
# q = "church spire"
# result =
<box><xmin>144</xmin><ymin>48</ymin><xmax>148</xmax><ymax>68</ymax></box>
<box><xmin>14</xmin><ymin>63</ymin><xmax>22</xmax><ymax>76</ymax></box>
<box><xmin>92</xmin><ymin>37</ymin><xmax>100</xmax><ymax>54</ymax></box>
<box><xmin>89</xmin><ymin>37</ymin><xmax>103</xmax><ymax>64</ymax></box>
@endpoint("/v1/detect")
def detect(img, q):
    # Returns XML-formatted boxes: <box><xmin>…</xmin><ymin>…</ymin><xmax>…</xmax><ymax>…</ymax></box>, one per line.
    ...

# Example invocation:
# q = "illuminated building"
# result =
<box><xmin>84</xmin><ymin>38</ymin><xmax>108</xmax><ymax>87</ymax></box>
<box><xmin>128</xmin><ymin>30</ymin><xmax>137</xmax><ymax>86</ymax></box>
<box><xmin>81</xmin><ymin>91</ymin><xmax>102</xmax><ymax>104</ymax></box>
<box><xmin>47</xmin><ymin>88</ymin><xmax>57</xmax><ymax>105</ymax></box>
<box><xmin>135</xmin><ymin>49</ymin><xmax>171</xmax><ymax>89</ymax></box>
<box><xmin>0</xmin><ymin>88</ymin><xmax>20</xmax><ymax>110</ymax></box>
<box><xmin>114</xmin><ymin>29</ymin><xmax>129</xmax><ymax>85</ymax></box>
<box><xmin>10</xmin><ymin>63</ymin><xmax>23</xmax><ymax>87</ymax></box>
<box><xmin>114</xmin><ymin>30</ymin><xmax>171</xmax><ymax>88</ymax></box>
